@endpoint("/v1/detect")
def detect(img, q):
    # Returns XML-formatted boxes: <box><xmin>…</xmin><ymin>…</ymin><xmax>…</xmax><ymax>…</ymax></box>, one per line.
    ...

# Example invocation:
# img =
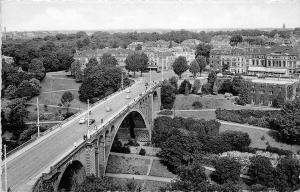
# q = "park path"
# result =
<box><xmin>105</xmin><ymin>173</ymin><xmax>173</xmax><ymax>182</ymax></box>
<box><xmin>26</xmin><ymin>103</ymin><xmax>83</xmax><ymax>110</ymax></box>
<box><xmin>40</xmin><ymin>88</ymin><xmax>78</xmax><ymax>94</ymax></box>
<box><xmin>218</xmin><ymin>120</ymin><xmax>273</xmax><ymax>132</ymax></box>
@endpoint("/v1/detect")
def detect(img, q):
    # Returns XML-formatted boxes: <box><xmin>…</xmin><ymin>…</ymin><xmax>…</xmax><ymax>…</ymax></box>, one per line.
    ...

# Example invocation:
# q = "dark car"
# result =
<box><xmin>87</xmin><ymin>119</ymin><xmax>95</xmax><ymax>125</ymax></box>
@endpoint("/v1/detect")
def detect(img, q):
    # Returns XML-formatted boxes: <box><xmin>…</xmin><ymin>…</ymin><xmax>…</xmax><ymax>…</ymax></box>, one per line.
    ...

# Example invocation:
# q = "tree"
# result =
<box><xmin>4</xmin><ymin>85</ymin><xmax>17</xmax><ymax>99</ymax></box>
<box><xmin>75</xmin><ymin>176</ymin><xmax>122</xmax><ymax>192</ymax></box>
<box><xmin>28</xmin><ymin>58</ymin><xmax>46</xmax><ymax>80</ymax></box>
<box><xmin>192</xmin><ymin>79</ymin><xmax>201</xmax><ymax>94</ymax></box>
<box><xmin>138</xmin><ymin>52</ymin><xmax>149</xmax><ymax>76</ymax></box>
<box><xmin>218</xmin><ymin>79</ymin><xmax>232</xmax><ymax>94</ymax></box>
<box><xmin>195</xmin><ymin>56</ymin><xmax>207</xmax><ymax>76</ymax></box>
<box><xmin>167</xmin><ymin>163</ymin><xmax>211</xmax><ymax>191</ymax></box>
<box><xmin>178</xmin><ymin>80</ymin><xmax>192</xmax><ymax>95</ymax></box>
<box><xmin>189</xmin><ymin>60</ymin><xmax>200</xmax><ymax>78</ymax></box>
<box><xmin>125</xmin><ymin>52</ymin><xmax>142</xmax><ymax>77</ymax></box>
<box><xmin>79</xmin><ymin>67</ymin><xmax>130</xmax><ymax>102</ymax></box>
<box><xmin>100</xmin><ymin>53</ymin><xmax>118</xmax><ymax>67</ymax></box>
<box><xmin>248</xmin><ymin>155</ymin><xmax>275</xmax><ymax>188</ymax></box>
<box><xmin>230</xmin><ymin>35</ymin><xmax>243</xmax><ymax>46</ymax></box>
<box><xmin>211</xmin><ymin>157</ymin><xmax>241</xmax><ymax>184</ymax></box>
<box><xmin>168</xmin><ymin>76</ymin><xmax>178</xmax><ymax>93</ymax></box>
<box><xmin>15</xmin><ymin>79</ymin><xmax>40</xmax><ymax>99</ymax></box>
<box><xmin>231</xmin><ymin>75</ymin><xmax>244</xmax><ymax>95</ymax></box>
<box><xmin>70</xmin><ymin>60</ymin><xmax>83</xmax><ymax>82</ymax></box>
<box><xmin>271</xmin><ymin>98</ymin><xmax>300</xmax><ymax>144</ymax></box>
<box><xmin>207</xmin><ymin>70</ymin><xmax>217</xmax><ymax>93</ymax></box>
<box><xmin>274</xmin><ymin>157</ymin><xmax>300</xmax><ymax>192</ymax></box>
<box><xmin>195</xmin><ymin>43</ymin><xmax>212</xmax><ymax>60</ymax></box>
<box><xmin>161</xmin><ymin>81</ymin><xmax>176</xmax><ymax>109</ymax></box>
<box><xmin>220</xmin><ymin>130</ymin><xmax>251</xmax><ymax>151</ymax></box>
<box><xmin>61</xmin><ymin>91</ymin><xmax>74</xmax><ymax>112</ymax></box>
<box><xmin>237</xmin><ymin>82</ymin><xmax>250</xmax><ymax>105</ymax></box>
<box><xmin>158</xmin><ymin>129</ymin><xmax>203</xmax><ymax>173</ymax></box>
<box><xmin>201</xmin><ymin>83</ymin><xmax>212</xmax><ymax>95</ymax></box>
<box><xmin>172</xmin><ymin>56</ymin><xmax>188</xmax><ymax>79</ymax></box>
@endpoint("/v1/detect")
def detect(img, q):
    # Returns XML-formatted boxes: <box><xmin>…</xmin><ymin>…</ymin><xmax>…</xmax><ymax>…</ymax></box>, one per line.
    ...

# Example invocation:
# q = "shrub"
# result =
<box><xmin>139</xmin><ymin>148</ymin><xmax>146</xmax><ymax>156</ymax></box>
<box><xmin>201</xmin><ymin>83</ymin><xmax>212</xmax><ymax>94</ymax></box>
<box><xmin>192</xmin><ymin>101</ymin><xmax>203</xmax><ymax>109</ymax></box>
<box><xmin>266</xmin><ymin>146</ymin><xmax>293</xmax><ymax>156</ymax></box>
<box><xmin>220</xmin><ymin>130</ymin><xmax>251</xmax><ymax>151</ymax></box>
<box><xmin>192</xmin><ymin>79</ymin><xmax>201</xmax><ymax>94</ymax></box>
<box><xmin>178</xmin><ymin>80</ymin><xmax>192</xmax><ymax>95</ymax></box>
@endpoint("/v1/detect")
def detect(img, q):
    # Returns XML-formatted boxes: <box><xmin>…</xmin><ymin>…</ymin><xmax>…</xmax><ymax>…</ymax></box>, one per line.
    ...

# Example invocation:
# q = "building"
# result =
<box><xmin>244</xmin><ymin>78</ymin><xmax>300</xmax><ymax>106</ymax></box>
<box><xmin>172</xmin><ymin>46</ymin><xmax>195</xmax><ymax>64</ymax></box>
<box><xmin>210</xmin><ymin>49</ymin><xmax>230</xmax><ymax>71</ymax></box>
<box><xmin>74</xmin><ymin>48</ymin><xmax>133</xmax><ymax>69</ymax></box>
<box><xmin>145</xmin><ymin>51</ymin><xmax>175</xmax><ymax>71</ymax></box>
<box><xmin>247</xmin><ymin>46</ymin><xmax>298</xmax><ymax>76</ymax></box>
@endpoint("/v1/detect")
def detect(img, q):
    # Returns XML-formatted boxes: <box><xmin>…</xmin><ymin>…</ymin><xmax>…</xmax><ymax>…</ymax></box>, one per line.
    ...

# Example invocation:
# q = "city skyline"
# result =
<box><xmin>2</xmin><ymin>0</ymin><xmax>300</xmax><ymax>31</ymax></box>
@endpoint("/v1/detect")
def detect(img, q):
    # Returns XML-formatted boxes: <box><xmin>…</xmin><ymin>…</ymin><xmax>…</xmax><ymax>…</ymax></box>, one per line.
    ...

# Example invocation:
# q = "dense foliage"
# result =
<box><xmin>78</xmin><ymin>58</ymin><xmax>130</xmax><ymax>102</ymax></box>
<box><xmin>211</xmin><ymin>157</ymin><xmax>242</xmax><ymax>184</ymax></box>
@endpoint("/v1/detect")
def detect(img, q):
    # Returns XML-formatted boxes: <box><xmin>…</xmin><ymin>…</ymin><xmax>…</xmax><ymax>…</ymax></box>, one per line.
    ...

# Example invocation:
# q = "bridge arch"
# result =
<box><xmin>57</xmin><ymin>160</ymin><xmax>86</xmax><ymax>192</ymax></box>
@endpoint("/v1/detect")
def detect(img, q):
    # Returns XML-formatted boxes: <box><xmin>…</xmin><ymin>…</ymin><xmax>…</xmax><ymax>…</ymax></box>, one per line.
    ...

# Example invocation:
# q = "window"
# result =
<box><xmin>269</xmin><ymin>91</ymin><xmax>273</xmax><ymax>95</ymax></box>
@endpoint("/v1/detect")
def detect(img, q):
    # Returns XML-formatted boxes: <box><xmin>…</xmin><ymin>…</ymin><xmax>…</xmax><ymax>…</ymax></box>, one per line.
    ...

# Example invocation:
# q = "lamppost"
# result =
<box><xmin>87</xmin><ymin>99</ymin><xmax>90</xmax><ymax>139</ymax></box>
<box><xmin>37</xmin><ymin>97</ymin><xmax>40</xmax><ymax>137</ymax></box>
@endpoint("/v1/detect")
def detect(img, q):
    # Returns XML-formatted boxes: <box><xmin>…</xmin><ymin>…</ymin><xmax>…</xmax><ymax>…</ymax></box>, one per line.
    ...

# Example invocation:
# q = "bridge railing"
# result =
<box><xmin>6</xmin><ymin>82</ymin><xmax>139</xmax><ymax>157</ymax></box>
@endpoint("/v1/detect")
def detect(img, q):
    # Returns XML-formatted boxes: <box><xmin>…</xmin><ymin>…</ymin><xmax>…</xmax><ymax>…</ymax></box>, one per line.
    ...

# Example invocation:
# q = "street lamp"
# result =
<box><xmin>37</xmin><ymin>97</ymin><xmax>40</xmax><ymax>137</ymax></box>
<box><xmin>87</xmin><ymin>99</ymin><xmax>90</xmax><ymax>139</ymax></box>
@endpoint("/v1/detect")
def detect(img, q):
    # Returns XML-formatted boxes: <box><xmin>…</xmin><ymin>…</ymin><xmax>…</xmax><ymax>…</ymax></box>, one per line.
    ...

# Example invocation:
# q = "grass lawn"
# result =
<box><xmin>220</xmin><ymin>123</ymin><xmax>300</xmax><ymax>153</ymax></box>
<box><xmin>174</xmin><ymin>110</ymin><xmax>216</xmax><ymax>120</ymax></box>
<box><xmin>143</xmin><ymin>180</ymin><xmax>170</xmax><ymax>191</ymax></box>
<box><xmin>28</xmin><ymin>71</ymin><xmax>87</xmax><ymax>109</ymax></box>
<box><xmin>106</xmin><ymin>155</ymin><xmax>150</xmax><ymax>175</ymax></box>
<box><xmin>149</xmin><ymin>160</ymin><xmax>176</xmax><ymax>178</ymax></box>
<box><xmin>175</xmin><ymin>94</ymin><xmax>241</xmax><ymax>110</ymax></box>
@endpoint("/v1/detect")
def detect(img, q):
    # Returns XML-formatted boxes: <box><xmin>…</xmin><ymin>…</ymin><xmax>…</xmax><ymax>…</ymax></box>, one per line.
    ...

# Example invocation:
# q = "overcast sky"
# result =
<box><xmin>2</xmin><ymin>0</ymin><xmax>300</xmax><ymax>31</ymax></box>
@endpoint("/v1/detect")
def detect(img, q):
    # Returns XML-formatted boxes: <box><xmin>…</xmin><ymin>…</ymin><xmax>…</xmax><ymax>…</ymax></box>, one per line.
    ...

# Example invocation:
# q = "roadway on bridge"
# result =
<box><xmin>1</xmin><ymin>77</ymin><xmax>156</xmax><ymax>192</ymax></box>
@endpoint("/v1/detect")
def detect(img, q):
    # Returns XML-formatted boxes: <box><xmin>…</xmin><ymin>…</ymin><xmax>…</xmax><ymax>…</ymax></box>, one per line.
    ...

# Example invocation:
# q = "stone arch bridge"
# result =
<box><xmin>33</xmin><ymin>85</ymin><xmax>161</xmax><ymax>192</ymax></box>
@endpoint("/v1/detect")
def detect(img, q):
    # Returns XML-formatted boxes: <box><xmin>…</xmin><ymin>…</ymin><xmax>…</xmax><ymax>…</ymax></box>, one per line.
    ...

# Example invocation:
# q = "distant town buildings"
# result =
<box><xmin>210</xmin><ymin>45</ymin><xmax>299</xmax><ymax>77</ymax></box>
<box><xmin>75</xmin><ymin>39</ymin><xmax>197</xmax><ymax>71</ymax></box>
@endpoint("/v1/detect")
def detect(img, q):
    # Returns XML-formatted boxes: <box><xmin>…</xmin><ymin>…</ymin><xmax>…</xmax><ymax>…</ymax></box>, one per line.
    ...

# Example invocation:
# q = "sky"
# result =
<box><xmin>1</xmin><ymin>0</ymin><xmax>300</xmax><ymax>31</ymax></box>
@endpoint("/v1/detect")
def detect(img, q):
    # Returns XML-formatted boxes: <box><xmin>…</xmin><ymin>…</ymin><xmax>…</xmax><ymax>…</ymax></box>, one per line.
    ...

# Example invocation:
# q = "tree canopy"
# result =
<box><xmin>172</xmin><ymin>56</ymin><xmax>188</xmax><ymax>79</ymax></box>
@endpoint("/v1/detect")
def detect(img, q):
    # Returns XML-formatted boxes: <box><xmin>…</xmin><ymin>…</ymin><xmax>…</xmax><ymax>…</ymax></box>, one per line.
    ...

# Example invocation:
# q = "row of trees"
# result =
<box><xmin>2</xmin><ymin>40</ymin><xmax>74</xmax><ymax>72</ymax></box>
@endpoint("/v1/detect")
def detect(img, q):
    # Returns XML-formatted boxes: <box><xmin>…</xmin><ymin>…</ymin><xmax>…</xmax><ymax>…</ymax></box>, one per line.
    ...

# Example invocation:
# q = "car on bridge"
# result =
<box><xmin>87</xmin><ymin>119</ymin><xmax>95</xmax><ymax>125</ymax></box>
<box><xmin>79</xmin><ymin>117</ymin><xmax>87</xmax><ymax>124</ymax></box>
